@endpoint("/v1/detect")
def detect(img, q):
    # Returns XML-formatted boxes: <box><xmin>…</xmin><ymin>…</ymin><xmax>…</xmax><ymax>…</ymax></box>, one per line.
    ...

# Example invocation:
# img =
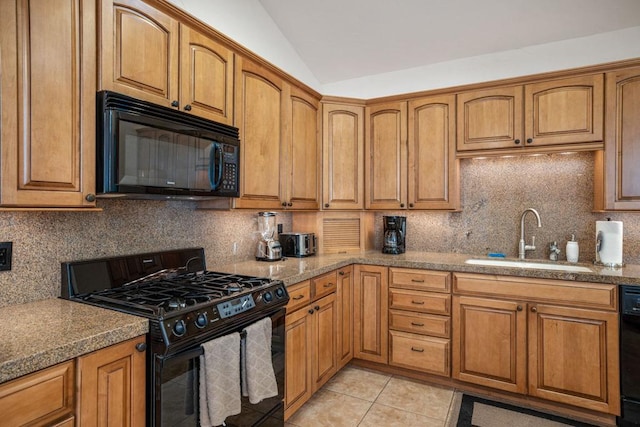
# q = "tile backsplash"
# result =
<box><xmin>0</xmin><ymin>151</ymin><xmax>638</xmax><ymax>307</ymax></box>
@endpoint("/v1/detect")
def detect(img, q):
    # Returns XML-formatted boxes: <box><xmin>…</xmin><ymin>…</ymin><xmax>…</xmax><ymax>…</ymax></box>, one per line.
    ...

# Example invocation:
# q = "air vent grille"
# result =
<box><xmin>322</xmin><ymin>218</ymin><xmax>361</xmax><ymax>252</ymax></box>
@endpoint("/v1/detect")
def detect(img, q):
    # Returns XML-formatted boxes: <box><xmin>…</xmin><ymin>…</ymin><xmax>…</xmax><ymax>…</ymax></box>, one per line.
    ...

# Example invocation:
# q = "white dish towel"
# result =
<box><xmin>200</xmin><ymin>332</ymin><xmax>241</xmax><ymax>427</ymax></box>
<box><xmin>241</xmin><ymin>317</ymin><xmax>278</xmax><ymax>404</ymax></box>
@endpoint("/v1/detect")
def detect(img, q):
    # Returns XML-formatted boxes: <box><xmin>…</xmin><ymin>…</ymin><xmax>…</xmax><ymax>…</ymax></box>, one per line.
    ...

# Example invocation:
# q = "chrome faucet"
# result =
<box><xmin>519</xmin><ymin>208</ymin><xmax>542</xmax><ymax>260</ymax></box>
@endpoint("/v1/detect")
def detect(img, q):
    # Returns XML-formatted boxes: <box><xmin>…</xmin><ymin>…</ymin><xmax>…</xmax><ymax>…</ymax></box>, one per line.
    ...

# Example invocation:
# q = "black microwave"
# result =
<box><xmin>97</xmin><ymin>91</ymin><xmax>240</xmax><ymax>200</ymax></box>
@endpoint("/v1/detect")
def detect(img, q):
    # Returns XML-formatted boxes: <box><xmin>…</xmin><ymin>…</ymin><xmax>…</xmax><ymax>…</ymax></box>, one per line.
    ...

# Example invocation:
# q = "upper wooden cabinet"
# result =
<box><xmin>234</xmin><ymin>57</ymin><xmax>287</xmax><ymax>209</ymax></box>
<box><xmin>284</xmin><ymin>87</ymin><xmax>321</xmax><ymax>210</ymax></box>
<box><xmin>322</xmin><ymin>103</ymin><xmax>365</xmax><ymax>210</ymax></box>
<box><xmin>100</xmin><ymin>0</ymin><xmax>234</xmax><ymax>124</ymax></box>
<box><xmin>0</xmin><ymin>0</ymin><xmax>97</xmax><ymax>208</ymax></box>
<box><xmin>408</xmin><ymin>95</ymin><xmax>460</xmax><ymax>210</ymax></box>
<box><xmin>365</xmin><ymin>101</ymin><xmax>408</xmax><ymax>209</ymax></box>
<box><xmin>457</xmin><ymin>74</ymin><xmax>604</xmax><ymax>155</ymax></box>
<box><xmin>594</xmin><ymin>66</ymin><xmax>640</xmax><ymax>211</ymax></box>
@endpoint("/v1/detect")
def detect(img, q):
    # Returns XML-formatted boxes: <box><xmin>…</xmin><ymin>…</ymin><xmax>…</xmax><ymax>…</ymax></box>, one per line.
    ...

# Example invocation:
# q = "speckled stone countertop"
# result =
<box><xmin>211</xmin><ymin>250</ymin><xmax>640</xmax><ymax>286</ymax></box>
<box><xmin>0</xmin><ymin>299</ymin><xmax>148</xmax><ymax>383</ymax></box>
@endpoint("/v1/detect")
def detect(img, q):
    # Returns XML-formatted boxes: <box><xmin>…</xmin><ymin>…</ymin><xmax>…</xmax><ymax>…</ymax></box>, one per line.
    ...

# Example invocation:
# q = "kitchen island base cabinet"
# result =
<box><xmin>77</xmin><ymin>336</ymin><xmax>146</xmax><ymax>426</ymax></box>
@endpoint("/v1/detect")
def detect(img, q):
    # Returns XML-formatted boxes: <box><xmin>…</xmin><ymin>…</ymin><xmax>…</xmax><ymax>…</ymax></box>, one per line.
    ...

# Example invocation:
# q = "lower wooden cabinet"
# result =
<box><xmin>285</xmin><ymin>280</ymin><xmax>337</xmax><ymax>420</ymax></box>
<box><xmin>0</xmin><ymin>360</ymin><xmax>75</xmax><ymax>426</ymax></box>
<box><xmin>452</xmin><ymin>273</ymin><xmax>620</xmax><ymax>415</ymax></box>
<box><xmin>389</xmin><ymin>330</ymin><xmax>449</xmax><ymax>376</ymax></box>
<box><xmin>354</xmin><ymin>264</ymin><xmax>389</xmax><ymax>363</ymax></box>
<box><xmin>336</xmin><ymin>265</ymin><xmax>354</xmax><ymax>369</ymax></box>
<box><xmin>77</xmin><ymin>336</ymin><xmax>147</xmax><ymax>426</ymax></box>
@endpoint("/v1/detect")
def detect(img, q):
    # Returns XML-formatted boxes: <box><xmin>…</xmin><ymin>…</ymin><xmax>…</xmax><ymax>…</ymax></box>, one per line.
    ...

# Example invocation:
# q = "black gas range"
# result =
<box><xmin>61</xmin><ymin>248</ymin><xmax>289</xmax><ymax>426</ymax></box>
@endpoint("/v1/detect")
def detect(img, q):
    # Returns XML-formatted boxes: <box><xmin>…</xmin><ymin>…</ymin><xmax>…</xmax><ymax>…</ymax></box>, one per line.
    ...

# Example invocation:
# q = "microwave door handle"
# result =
<box><xmin>208</xmin><ymin>142</ymin><xmax>224</xmax><ymax>190</ymax></box>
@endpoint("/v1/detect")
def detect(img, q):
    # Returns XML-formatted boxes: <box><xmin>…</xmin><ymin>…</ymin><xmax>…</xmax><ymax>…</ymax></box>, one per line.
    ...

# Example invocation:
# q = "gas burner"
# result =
<box><xmin>168</xmin><ymin>298</ymin><xmax>186</xmax><ymax>309</ymax></box>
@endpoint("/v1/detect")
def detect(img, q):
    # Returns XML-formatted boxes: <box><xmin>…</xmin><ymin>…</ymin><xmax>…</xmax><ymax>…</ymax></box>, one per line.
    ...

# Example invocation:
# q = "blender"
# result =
<box><xmin>256</xmin><ymin>212</ymin><xmax>282</xmax><ymax>261</ymax></box>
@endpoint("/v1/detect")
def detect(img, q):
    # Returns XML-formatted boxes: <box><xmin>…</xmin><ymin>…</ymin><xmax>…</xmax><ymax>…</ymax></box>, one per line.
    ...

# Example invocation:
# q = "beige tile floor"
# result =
<box><xmin>285</xmin><ymin>365</ymin><xmax>458</xmax><ymax>427</ymax></box>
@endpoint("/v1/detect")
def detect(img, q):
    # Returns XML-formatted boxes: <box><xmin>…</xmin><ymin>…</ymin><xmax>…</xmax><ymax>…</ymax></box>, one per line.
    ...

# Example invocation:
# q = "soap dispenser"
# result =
<box><xmin>566</xmin><ymin>234</ymin><xmax>579</xmax><ymax>263</ymax></box>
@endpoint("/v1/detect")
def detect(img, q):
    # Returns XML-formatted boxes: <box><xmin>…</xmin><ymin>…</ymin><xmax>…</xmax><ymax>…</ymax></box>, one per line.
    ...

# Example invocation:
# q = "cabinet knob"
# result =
<box><xmin>171</xmin><ymin>100</ymin><xmax>179</xmax><ymax>108</ymax></box>
<box><xmin>85</xmin><ymin>193</ymin><xmax>96</xmax><ymax>202</ymax></box>
<box><xmin>184</xmin><ymin>104</ymin><xmax>192</xmax><ymax>111</ymax></box>
<box><xmin>308</xmin><ymin>309</ymin><xmax>315</xmax><ymax>315</ymax></box>
<box><xmin>527</xmin><ymin>138</ymin><xmax>533</xmax><ymax>144</ymax></box>
<box><xmin>287</xmin><ymin>202</ymin><xmax>292</xmax><ymax>207</ymax></box>
<box><xmin>531</xmin><ymin>306</ymin><xmax>538</xmax><ymax>313</ymax></box>
<box><xmin>135</xmin><ymin>342</ymin><xmax>147</xmax><ymax>352</ymax></box>
<box><xmin>339</xmin><ymin>271</ymin><xmax>345</xmax><ymax>276</ymax></box>
<box><xmin>517</xmin><ymin>305</ymin><xmax>523</xmax><ymax>311</ymax></box>
<box><xmin>400</xmin><ymin>203</ymin><xmax>405</xmax><ymax>208</ymax></box>
<box><xmin>314</xmin><ymin>305</ymin><xmax>320</xmax><ymax>311</ymax></box>
<box><xmin>324</xmin><ymin>203</ymin><xmax>330</xmax><ymax>208</ymax></box>
<box><xmin>514</xmin><ymin>139</ymin><xmax>521</xmax><ymax>145</ymax></box>
<box><xmin>281</xmin><ymin>202</ymin><xmax>287</xmax><ymax>207</ymax></box>
<box><xmin>409</xmin><ymin>203</ymin><xmax>414</xmax><ymax>208</ymax></box>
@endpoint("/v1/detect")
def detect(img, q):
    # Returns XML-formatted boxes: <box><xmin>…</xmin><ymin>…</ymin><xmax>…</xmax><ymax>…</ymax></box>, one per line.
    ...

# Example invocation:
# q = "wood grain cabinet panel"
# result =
<box><xmin>0</xmin><ymin>360</ymin><xmax>74</xmax><ymax>426</ymax></box>
<box><xmin>0</xmin><ymin>0</ymin><xmax>96</xmax><ymax>207</ymax></box>
<box><xmin>457</xmin><ymin>75</ymin><xmax>603</xmax><ymax>155</ymax></box>
<box><xmin>322</xmin><ymin>103</ymin><xmax>365</xmax><ymax>210</ymax></box>
<box><xmin>365</xmin><ymin>101</ymin><xmax>408</xmax><ymax>209</ymax></box>
<box><xmin>408</xmin><ymin>94</ymin><xmax>460</xmax><ymax>210</ymax></box>
<box><xmin>389</xmin><ymin>330</ymin><xmax>449</xmax><ymax>376</ymax></box>
<box><xmin>336</xmin><ymin>266</ymin><xmax>354</xmax><ymax>369</ymax></box>
<box><xmin>354</xmin><ymin>265</ymin><xmax>389</xmax><ymax>363</ymax></box>
<box><xmin>77</xmin><ymin>336</ymin><xmax>146</xmax><ymax>426</ymax></box>
<box><xmin>595</xmin><ymin>66</ymin><xmax>640</xmax><ymax>210</ymax></box>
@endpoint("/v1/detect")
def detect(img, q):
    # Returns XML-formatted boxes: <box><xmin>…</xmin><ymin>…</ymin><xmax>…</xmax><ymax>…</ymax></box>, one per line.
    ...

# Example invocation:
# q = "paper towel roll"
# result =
<box><xmin>595</xmin><ymin>220</ymin><xmax>623</xmax><ymax>267</ymax></box>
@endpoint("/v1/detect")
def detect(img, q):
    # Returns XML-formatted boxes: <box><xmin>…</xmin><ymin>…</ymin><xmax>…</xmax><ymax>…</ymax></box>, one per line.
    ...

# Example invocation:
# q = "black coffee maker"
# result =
<box><xmin>382</xmin><ymin>216</ymin><xmax>406</xmax><ymax>254</ymax></box>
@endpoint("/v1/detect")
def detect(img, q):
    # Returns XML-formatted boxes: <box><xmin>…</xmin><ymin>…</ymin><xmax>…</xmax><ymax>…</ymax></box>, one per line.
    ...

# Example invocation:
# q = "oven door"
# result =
<box><xmin>152</xmin><ymin>309</ymin><xmax>285</xmax><ymax>426</ymax></box>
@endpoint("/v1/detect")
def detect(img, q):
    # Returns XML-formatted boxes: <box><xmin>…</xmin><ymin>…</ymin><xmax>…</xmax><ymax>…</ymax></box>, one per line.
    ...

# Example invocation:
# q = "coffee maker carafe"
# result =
<box><xmin>256</xmin><ymin>211</ymin><xmax>282</xmax><ymax>261</ymax></box>
<box><xmin>382</xmin><ymin>216</ymin><xmax>406</xmax><ymax>254</ymax></box>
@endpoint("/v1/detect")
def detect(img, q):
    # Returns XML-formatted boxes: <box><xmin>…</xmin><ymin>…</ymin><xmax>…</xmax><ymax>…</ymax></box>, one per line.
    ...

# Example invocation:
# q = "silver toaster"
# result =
<box><xmin>278</xmin><ymin>232</ymin><xmax>317</xmax><ymax>257</ymax></box>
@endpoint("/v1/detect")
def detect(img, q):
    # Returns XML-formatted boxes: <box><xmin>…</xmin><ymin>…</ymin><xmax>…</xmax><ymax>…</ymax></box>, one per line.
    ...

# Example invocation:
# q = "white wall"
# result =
<box><xmin>167</xmin><ymin>1</ymin><xmax>640</xmax><ymax>98</ymax></box>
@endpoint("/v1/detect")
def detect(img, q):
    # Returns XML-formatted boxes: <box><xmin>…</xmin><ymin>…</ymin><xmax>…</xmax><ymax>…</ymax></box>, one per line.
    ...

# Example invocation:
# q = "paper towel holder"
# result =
<box><xmin>594</xmin><ymin>218</ymin><xmax>625</xmax><ymax>269</ymax></box>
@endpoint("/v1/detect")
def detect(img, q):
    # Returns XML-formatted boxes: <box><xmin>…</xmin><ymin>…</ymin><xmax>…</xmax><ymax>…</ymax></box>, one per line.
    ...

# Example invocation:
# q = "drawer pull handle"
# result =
<box><xmin>411</xmin><ymin>322</ymin><xmax>425</xmax><ymax>327</ymax></box>
<box><xmin>293</xmin><ymin>295</ymin><xmax>305</xmax><ymax>300</ymax></box>
<box><xmin>411</xmin><ymin>300</ymin><xmax>425</xmax><ymax>305</ymax></box>
<box><xmin>411</xmin><ymin>347</ymin><xmax>424</xmax><ymax>353</ymax></box>
<box><xmin>411</xmin><ymin>279</ymin><xmax>425</xmax><ymax>283</ymax></box>
<box><xmin>324</xmin><ymin>283</ymin><xmax>334</xmax><ymax>288</ymax></box>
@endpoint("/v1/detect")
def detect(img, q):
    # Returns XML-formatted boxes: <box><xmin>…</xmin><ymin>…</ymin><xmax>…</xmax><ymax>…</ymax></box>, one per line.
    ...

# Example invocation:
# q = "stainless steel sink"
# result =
<box><xmin>464</xmin><ymin>258</ymin><xmax>593</xmax><ymax>273</ymax></box>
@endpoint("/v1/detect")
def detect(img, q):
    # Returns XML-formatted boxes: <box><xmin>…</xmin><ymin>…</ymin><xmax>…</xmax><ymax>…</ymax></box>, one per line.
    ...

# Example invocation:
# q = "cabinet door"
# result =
<box><xmin>322</xmin><ymin>103</ymin><xmax>365</xmax><ymax>210</ymax></box>
<box><xmin>284</xmin><ymin>87</ymin><xmax>321</xmax><ymax>209</ymax></box>
<box><xmin>452</xmin><ymin>295</ymin><xmax>527</xmax><ymax>394</ymax></box>
<box><xmin>524</xmin><ymin>74</ymin><xmax>603</xmax><ymax>147</ymax></box>
<box><xmin>408</xmin><ymin>95</ymin><xmax>460</xmax><ymax>210</ymax></box>
<box><xmin>0</xmin><ymin>0</ymin><xmax>97</xmax><ymax>207</ymax></box>
<box><xmin>100</xmin><ymin>0</ymin><xmax>179</xmax><ymax>107</ymax></box>
<box><xmin>596</xmin><ymin>67</ymin><xmax>640</xmax><ymax>210</ymax></box>
<box><xmin>365</xmin><ymin>101</ymin><xmax>408</xmax><ymax>209</ymax></box>
<box><xmin>234</xmin><ymin>57</ymin><xmax>287</xmax><ymax>208</ymax></box>
<box><xmin>284</xmin><ymin>305</ymin><xmax>313</xmax><ymax>418</ymax></box>
<box><xmin>312</xmin><ymin>293</ymin><xmax>338</xmax><ymax>391</ymax></box>
<box><xmin>528</xmin><ymin>304</ymin><xmax>620</xmax><ymax>415</ymax></box>
<box><xmin>457</xmin><ymin>86</ymin><xmax>524</xmax><ymax>151</ymax></box>
<box><xmin>336</xmin><ymin>266</ymin><xmax>354</xmax><ymax>369</ymax></box>
<box><xmin>77</xmin><ymin>336</ymin><xmax>146</xmax><ymax>426</ymax></box>
<box><xmin>354</xmin><ymin>265</ymin><xmax>389</xmax><ymax>363</ymax></box>
<box><xmin>180</xmin><ymin>25</ymin><xmax>234</xmax><ymax>124</ymax></box>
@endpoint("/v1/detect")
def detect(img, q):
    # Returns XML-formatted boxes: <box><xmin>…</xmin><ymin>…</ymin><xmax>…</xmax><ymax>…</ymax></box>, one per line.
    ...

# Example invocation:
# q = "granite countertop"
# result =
<box><xmin>3</xmin><ymin>250</ymin><xmax>639</xmax><ymax>385</ymax></box>
<box><xmin>211</xmin><ymin>250</ymin><xmax>640</xmax><ymax>287</ymax></box>
<box><xmin>0</xmin><ymin>299</ymin><xmax>148</xmax><ymax>383</ymax></box>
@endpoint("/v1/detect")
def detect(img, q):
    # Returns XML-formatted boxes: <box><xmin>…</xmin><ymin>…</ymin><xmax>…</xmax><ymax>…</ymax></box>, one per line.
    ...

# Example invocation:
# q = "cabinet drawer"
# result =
<box><xmin>389</xmin><ymin>309</ymin><xmax>450</xmax><ymax>338</ymax></box>
<box><xmin>313</xmin><ymin>271</ymin><xmax>337</xmax><ymax>299</ymax></box>
<box><xmin>390</xmin><ymin>268</ymin><xmax>450</xmax><ymax>292</ymax></box>
<box><xmin>286</xmin><ymin>281</ymin><xmax>311</xmax><ymax>312</ymax></box>
<box><xmin>453</xmin><ymin>273</ymin><xmax>617</xmax><ymax>311</ymax></box>
<box><xmin>0</xmin><ymin>360</ymin><xmax>74</xmax><ymax>426</ymax></box>
<box><xmin>389</xmin><ymin>330</ymin><xmax>450</xmax><ymax>377</ymax></box>
<box><xmin>390</xmin><ymin>289</ymin><xmax>450</xmax><ymax>315</ymax></box>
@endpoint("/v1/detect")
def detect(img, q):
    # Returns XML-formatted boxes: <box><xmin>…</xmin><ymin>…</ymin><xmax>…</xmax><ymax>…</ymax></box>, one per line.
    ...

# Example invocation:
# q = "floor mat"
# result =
<box><xmin>453</xmin><ymin>394</ymin><xmax>597</xmax><ymax>427</ymax></box>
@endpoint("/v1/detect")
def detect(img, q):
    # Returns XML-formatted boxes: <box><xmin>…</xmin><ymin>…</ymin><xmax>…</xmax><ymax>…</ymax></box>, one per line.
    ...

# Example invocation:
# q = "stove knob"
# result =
<box><xmin>173</xmin><ymin>320</ymin><xmax>186</xmax><ymax>336</ymax></box>
<box><xmin>275</xmin><ymin>287</ymin><xmax>285</xmax><ymax>299</ymax></box>
<box><xmin>195</xmin><ymin>313</ymin><xmax>208</xmax><ymax>328</ymax></box>
<box><xmin>263</xmin><ymin>291</ymin><xmax>273</xmax><ymax>303</ymax></box>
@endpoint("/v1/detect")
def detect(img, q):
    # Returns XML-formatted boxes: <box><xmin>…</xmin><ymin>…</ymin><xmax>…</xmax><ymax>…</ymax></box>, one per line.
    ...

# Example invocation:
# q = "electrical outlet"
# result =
<box><xmin>0</xmin><ymin>242</ymin><xmax>12</xmax><ymax>271</ymax></box>
<box><xmin>277</xmin><ymin>223</ymin><xmax>283</xmax><ymax>234</ymax></box>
